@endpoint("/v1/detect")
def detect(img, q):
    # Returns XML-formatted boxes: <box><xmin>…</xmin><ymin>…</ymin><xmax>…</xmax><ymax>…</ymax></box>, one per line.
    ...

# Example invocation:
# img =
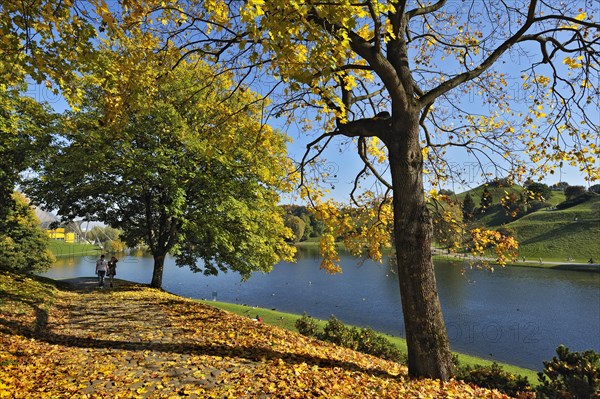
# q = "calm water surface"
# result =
<box><xmin>41</xmin><ymin>248</ymin><xmax>600</xmax><ymax>370</ymax></box>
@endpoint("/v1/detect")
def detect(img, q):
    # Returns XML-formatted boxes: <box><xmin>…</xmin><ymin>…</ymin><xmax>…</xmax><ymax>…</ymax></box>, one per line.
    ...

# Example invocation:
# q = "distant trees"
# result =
<box><xmin>462</xmin><ymin>193</ymin><xmax>475</xmax><ymax>223</ymax></box>
<box><xmin>551</xmin><ymin>182</ymin><xmax>570</xmax><ymax>191</ymax></box>
<box><xmin>565</xmin><ymin>186</ymin><xmax>587</xmax><ymax>200</ymax></box>
<box><xmin>526</xmin><ymin>183</ymin><xmax>552</xmax><ymax>201</ymax></box>
<box><xmin>438</xmin><ymin>189</ymin><xmax>455</xmax><ymax>197</ymax></box>
<box><xmin>281</xmin><ymin>205</ymin><xmax>324</xmax><ymax>241</ymax></box>
<box><xmin>85</xmin><ymin>226</ymin><xmax>126</xmax><ymax>253</ymax></box>
<box><xmin>590</xmin><ymin>184</ymin><xmax>600</xmax><ymax>194</ymax></box>
<box><xmin>284</xmin><ymin>215</ymin><xmax>305</xmax><ymax>243</ymax></box>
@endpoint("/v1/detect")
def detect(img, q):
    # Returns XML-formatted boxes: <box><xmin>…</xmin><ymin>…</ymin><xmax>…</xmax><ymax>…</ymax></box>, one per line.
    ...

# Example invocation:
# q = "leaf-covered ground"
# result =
<box><xmin>0</xmin><ymin>272</ymin><xmax>511</xmax><ymax>398</ymax></box>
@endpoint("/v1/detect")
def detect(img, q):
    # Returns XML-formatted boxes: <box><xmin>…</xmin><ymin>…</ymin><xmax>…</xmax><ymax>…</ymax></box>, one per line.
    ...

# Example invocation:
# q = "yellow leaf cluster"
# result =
<box><xmin>563</xmin><ymin>56</ymin><xmax>584</xmax><ymax>69</ymax></box>
<box><xmin>470</xmin><ymin>228</ymin><xmax>519</xmax><ymax>267</ymax></box>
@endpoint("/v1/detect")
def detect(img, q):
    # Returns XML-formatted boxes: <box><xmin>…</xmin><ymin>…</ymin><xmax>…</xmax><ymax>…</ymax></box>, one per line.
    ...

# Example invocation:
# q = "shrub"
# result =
<box><xmin>354</xmin><ymin>327</ymin><xmax>404</xmax><ymax>363</ymax></box>
<box><xmin>320</xmin><ymin>316</ymin><xmax>358</xmax><ymax>349</ymax></box>
<box><xmin>295</xmin><ymin>313</ymin><xmax>320</xmax><ymax>338</ymax></box>
<box><xmin>0</xmin><ymin>193</ymin><xmax>55</xmax><ymax>273</ymax></box>
<box><xmin>295</xmin><ymin>314</ymin><xmax>405</xmax><ymax>363</ymax></box>
<box><xmin>536</xmin><ymin>345</ymin><xmax>600</xmax><ymax>399</ymax></box>
<box><xmin>455</xmin><ymin>362</ymin><xmax>533</xmax><ymax>397</ymax></box>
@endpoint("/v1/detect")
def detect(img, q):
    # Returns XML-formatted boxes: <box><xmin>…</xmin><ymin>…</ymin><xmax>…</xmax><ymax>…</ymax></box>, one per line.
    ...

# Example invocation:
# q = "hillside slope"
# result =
<box><xmin>0</xmin><ymin>272</ymin><xmax>510</xmax><ymax>398</ymax></box>
<box><xmin>507</xmin><ymin>194</ymin><xmax>600</xmax><ymax>261</ymax></box>
<box><xmin>453</xmin><ymin>183</ymin><xmax>599</xmax><ymax>261</ymax></box>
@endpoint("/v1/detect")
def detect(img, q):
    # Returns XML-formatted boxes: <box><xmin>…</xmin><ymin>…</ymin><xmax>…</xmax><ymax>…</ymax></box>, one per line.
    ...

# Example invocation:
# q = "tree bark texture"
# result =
<box><xmin>385</xmin><ymin>112</ymin><xmax>454</xmax><ymax>380</ymax></box>
<box><xmin>151</xmin><ymin>253</ymin><xmax>165</xmax><ymax>288</ymax></box>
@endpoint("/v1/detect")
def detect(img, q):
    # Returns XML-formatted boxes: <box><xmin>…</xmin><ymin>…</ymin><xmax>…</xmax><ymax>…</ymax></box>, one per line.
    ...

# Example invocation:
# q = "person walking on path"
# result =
<box><xmin>107</xmin><ymin>256</ymin><xmax>118</xmax><ymax>288</ymax></box>
<box><xmin>95</xmin><ymin>254</ymin><xmax>108</xmax><ymax>288</ymax></box>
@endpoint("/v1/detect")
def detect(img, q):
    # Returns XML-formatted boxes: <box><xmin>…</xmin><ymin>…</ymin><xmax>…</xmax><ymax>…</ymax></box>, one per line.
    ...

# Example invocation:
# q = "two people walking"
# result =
<box><xmin>95</xmin><ymin>254</ymin><xmax>118</xmax><ymax>288</ymax></box>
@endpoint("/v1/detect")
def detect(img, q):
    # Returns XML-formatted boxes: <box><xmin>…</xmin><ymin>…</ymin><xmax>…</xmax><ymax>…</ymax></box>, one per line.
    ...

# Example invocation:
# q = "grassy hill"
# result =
<box><xmin>456</xmin><ymin>182</ymin><xmax>524</xmax><ymax>228</ymax></box>
<box><xmin>454</xmin><ymin>184</ymin><xmax>599</xmax><ymax>262</ymax></box>
<box><xmin>507</xmin><ymin>194</ymin><xmax>600</xmax><ymax>262</ymax></box>
<box><xmin>455</xmin><ymin>182</ymin><xmax>523</xmax><ymax>204</ymax></box>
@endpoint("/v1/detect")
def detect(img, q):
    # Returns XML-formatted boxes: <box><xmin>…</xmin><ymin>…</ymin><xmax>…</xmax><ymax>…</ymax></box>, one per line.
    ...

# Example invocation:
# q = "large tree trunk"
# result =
<box><xmin>150</xmin><ymin>253</ymin><xmax>165</xmax><ymax>288</ymax></box>
<box><xmin>386</xmin><ymin>113</ymin><xmax>454</xmax><ymax>380</ymax></box>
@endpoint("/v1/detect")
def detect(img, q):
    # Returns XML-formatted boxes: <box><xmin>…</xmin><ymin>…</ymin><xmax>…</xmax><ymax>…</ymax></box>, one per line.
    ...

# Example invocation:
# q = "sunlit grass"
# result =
<box><xmin>48</xmin><ymin>240</ymin><xmax>101</xmax><ymax>257</ymax></box>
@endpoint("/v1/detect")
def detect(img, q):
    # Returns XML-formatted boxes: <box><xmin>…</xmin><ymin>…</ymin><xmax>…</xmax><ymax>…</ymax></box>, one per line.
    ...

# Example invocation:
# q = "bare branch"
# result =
<box><xmin>419</xmin><ymin>0</ymin><xmax>539</xmax><ymax>106</ymax></box>
<box><xmin>357</xmin><ymin>137</ymin><xmax>393</xmax><ymax>189</ymax></box>
<box><xmin>406</xmin><ymin>0</ymin><xmax>447</xmax><ymax>20</ymax></box>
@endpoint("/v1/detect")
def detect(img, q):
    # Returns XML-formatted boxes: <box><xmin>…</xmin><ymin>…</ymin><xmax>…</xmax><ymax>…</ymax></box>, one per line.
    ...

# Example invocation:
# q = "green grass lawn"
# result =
<box><xmin>48</xmin><ymin>240</ymin><xmax>101</xmax><ymax>257</ymax></box>
<box><xmin>508</xmin><ymin>195</ymin><xmax>600</xmax><ymax>262</ymax></box>
<box><xmin>199</xmin><ymin>300</ymin><xmax>540</xmax><ymax>385</ymax></box>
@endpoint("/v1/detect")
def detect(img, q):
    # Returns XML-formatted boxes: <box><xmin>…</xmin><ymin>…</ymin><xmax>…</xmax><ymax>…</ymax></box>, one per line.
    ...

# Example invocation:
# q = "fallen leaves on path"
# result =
<box><xmin>0</xmin><ymin>272</ymin><xmax>511</xmax><ymax>398</ymax></box>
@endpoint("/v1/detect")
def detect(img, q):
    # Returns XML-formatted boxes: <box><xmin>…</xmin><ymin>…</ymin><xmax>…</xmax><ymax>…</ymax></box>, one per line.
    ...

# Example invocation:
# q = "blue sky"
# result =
<box><xmin>25</xmin><ymin>80</ymin><xmax>592</xmax><ymax>205</ymax></box>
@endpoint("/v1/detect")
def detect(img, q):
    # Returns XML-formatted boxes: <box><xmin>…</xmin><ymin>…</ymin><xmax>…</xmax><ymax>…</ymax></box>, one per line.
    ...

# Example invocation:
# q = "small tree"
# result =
<box><xmin>0</xmin><ymin>192</ymin><xmax>55</xmax><ymax>273</ymax></box>
<box><xmin>462</xmin><ymin>193</ymin><xmax>476</xmax><ymax>223</ymax></box>
<box><xmin>527</xmin><ymin>183</ymin><xmax>552</xmax><ymax>201</ymax></box>
<box><xmin>537</xmin><ymin>345</ymin><xmax>600</xmax><ymax>399</ymax></box>
<box><xmin>480</xmin><ymin>188</ymin><xmax>493</xmax><ymax>212</ymax></box>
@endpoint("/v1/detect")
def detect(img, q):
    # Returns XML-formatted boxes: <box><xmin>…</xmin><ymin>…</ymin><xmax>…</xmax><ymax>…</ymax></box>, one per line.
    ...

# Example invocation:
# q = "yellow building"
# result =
<box><xmin>47</xmin><ymin>228</ymin><xmax>76</xmax><ymax>243</ymax></box>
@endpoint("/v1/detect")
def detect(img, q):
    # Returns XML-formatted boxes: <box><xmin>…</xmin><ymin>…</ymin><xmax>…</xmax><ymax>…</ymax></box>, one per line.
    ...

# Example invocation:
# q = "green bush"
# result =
<box><xmin>320</xmin><ymin>316</ymin><xmax>358</xmax><ymax>349</ymax></box>
<box><xmin>294</xmin><ymin>313</ymin><xmax>320</xmax><ymax>338</ymax></box>
<box><xmin>354</xmin><ymin>327</ymin><xmax>404</xmax><ymax>363</ymax></box>
<box><xmin>536</xmin><ymin>345</ymin><xmax>600</xmax><ymax>399</ymax></box>
<box><xmin>0</xmin><ymin>193</ymin><xmax>55</xmax><ymax>273</ymax></box>
<box><xmin>295</xmin><ymin>314</ymin><xmax>405</xmax><ymax>363</ymax></box>
<box><xmin>455</xmin><ymin>362</ymin><xmax>532</xmax><ymax>397</ymax></box>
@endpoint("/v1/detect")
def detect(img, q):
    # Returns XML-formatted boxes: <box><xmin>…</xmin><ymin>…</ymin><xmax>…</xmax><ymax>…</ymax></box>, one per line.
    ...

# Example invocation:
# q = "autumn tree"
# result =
<box><xmin>214</xmin><ymin>0</ymin><xmax>596</xmax><ymax>380</ymax></box>
<box><xmin>0</xmin><ymin>82</ymin><xmax>55</xmax><ymax>228</ymax></box>
<box><xmin>6</xmin><ymin>0</ymin><xmax>599</xmax><ymax>381</ymax></box>
<box><xmin>24</xmin><ymin>53</ymin><xmax>296</xmax><ymax>288</ymax></box>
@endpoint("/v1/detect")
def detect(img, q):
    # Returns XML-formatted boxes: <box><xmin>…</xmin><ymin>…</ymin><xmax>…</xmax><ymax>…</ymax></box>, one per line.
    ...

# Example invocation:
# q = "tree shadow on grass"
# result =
<box><xmin>2</xmin><ymin>320</ymin><xmax>400</xmax><ymax>382</ymax></box>
<box><xmin>0</xmin><ymin>289</ymin><xmax>49</xmax><ymax>335</ymax></box>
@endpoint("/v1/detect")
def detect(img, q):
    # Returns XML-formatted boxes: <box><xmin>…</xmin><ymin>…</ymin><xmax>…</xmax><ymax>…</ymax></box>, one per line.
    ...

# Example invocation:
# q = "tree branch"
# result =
<box><xmin>406</xmin><ymin>0</ymin><xmax>447</xmax><ymax>20</ymax></box>
<box><xmin>419</xmin><ymin>0</ymin><xmax>539</xmax><ymax>107</ymax></box>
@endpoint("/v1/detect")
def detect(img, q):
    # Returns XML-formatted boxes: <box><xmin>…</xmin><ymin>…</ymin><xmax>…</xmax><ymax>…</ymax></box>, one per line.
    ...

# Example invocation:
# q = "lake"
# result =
<box><xmin>40</xmin><ymin>247</ymin><xmax>600</xmax><ymax>370</ymax></box>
